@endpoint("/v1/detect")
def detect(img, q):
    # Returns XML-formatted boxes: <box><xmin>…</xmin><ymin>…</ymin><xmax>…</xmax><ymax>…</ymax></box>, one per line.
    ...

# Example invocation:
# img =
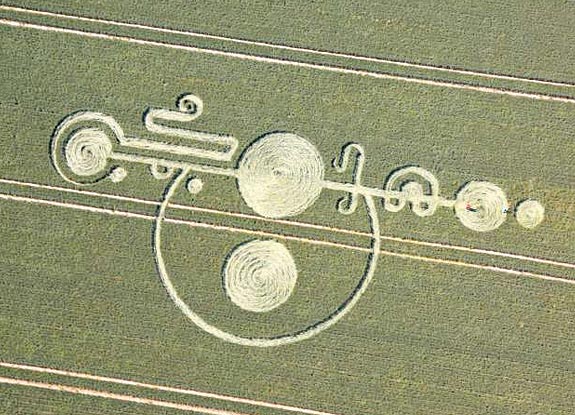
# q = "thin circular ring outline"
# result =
<box><xmin>153</xmin><ymin>167</ymin><xmax>381</xmax><ymax>347</ymax></box>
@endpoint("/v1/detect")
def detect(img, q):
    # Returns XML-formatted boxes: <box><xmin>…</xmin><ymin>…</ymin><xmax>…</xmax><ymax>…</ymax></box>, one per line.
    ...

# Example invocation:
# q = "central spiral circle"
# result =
<box><xmin>65</xmin><ymin>128</ymin><xmax>112</xmax><ymax>177</ymax></box>
<box><xmin>223</xmin><ymin>239</ymin><xmax>298</xmax><ymax>313</ymax></box>
<box><xmin>237</xmin><ymin>132</ymin><xmax>324</xmax><ymax>218</ymax></box>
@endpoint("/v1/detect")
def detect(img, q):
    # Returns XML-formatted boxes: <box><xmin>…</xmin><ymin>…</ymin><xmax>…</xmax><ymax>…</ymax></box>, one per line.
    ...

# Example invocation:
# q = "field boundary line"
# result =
<box><xmin>0</xmin><ymin>362</ymin><xmax>342</xmax><ymax>415</ymax></box>
<box><xmin>1</xmin><ymin>4</ymin><xmax>573</xmax><ymax>89</ymax></box>
<box><xmin>1</xmin><ymin>18</ymin><xmax>575</xmax><ymax>104</ymax></box>
<box><xmin>1</xmin><ymin>177</ymin><xmax>572</xmax><ymax>270</ymax></box>
<box><xmin>0</xmin><ymin>190</ymin><xmax>573</xmax><ymax>285</ymax></box>
<box><xmin>0</xmin><ymin>376</ymin><xmax>257</xmax><ymax>415</ymax></box>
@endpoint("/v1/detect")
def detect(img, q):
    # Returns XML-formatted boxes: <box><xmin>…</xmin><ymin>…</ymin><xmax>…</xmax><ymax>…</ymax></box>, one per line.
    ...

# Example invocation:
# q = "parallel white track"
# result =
<box><xmin>0</xmin><ymin>362</ymin><xmax>342</xmax><ymax>415</ymax></box>
<box><xmin>0</xmin><ymin>376</ymin><xmax>250</xmax><ymax>415</ymax></box>
<box><xmin>0</xmin><ymin>186</ymin><xmax>573</xmax><ymax>285</ymax></box>
<box><xmin>0</xmin><ymin>177</ymin><xmax>572</xmax><ymax>271</ymax></box>
<box><xmin>0</xmin><ymin>3</ymin><xmax>573</xmax><ymax>412</ymax></box>
<box><xmin>1</xmin><ymin>18</ymin><xmax>575</xmax><ymax>104</ymax></box>
<box><xmin>0</xmin><ymin>5</ymin><xmax>573</xmax><ymax>275</ymax></box>
<box><xmin>1</xmin><ymin>4</ymin><xmax>574</xmax><ymax>89</ymax></box>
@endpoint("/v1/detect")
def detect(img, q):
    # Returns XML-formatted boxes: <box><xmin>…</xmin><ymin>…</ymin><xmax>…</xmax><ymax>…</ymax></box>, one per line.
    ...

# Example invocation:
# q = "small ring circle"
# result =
<box><xmin>186</xmin><ymin>178</ymin><xmax>204</xmax><ymax>194</ymax></box>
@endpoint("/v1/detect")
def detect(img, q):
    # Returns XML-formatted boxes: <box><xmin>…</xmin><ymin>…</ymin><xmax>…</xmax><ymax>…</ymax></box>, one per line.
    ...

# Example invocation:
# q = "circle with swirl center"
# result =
<box><xmin>455</xmin><ymin>181</ymin><xmax>508</xmax><ymax>232</ymax></box>
<box><xmin>515</xmin><ymin>199</ymin><xmax>545</xmax><ymax>229</ymax></box>
<box><xmin>223</xmin><ymin>239</ymin><xmax>298</xmax><ymax>313</ymax></box>
<box><xmin>65</xmin><ymin>128</ymin><xmax>112</xmax><ymax>177</ymax></box>
<box><xmin>237</xmin><ymin>132</ymin><xmax>324</xmax><ymax>219</ymax></box>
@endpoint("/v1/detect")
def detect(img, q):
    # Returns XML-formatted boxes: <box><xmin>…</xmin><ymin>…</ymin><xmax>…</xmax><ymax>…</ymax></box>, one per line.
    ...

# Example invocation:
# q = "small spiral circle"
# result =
<box><xmin>186</xmin><ymin>177</ymin><xmax>203</xmax><ymax>194</ymax></box>
<box><xmin>109</xmin><ymin>167</ymin><xmax>127</xmax><ymax>183</ymax></box>
<box><xmin>177</xmin><ymin>94</ymin><xmax>203</xmax><ymax>116</ymax></box>
<box><xmin>223</xmin><ymin>240</ymin><xmax>298</xmax><ymax>313</ymax></box>
<box><xmin>455</xmin><ymin>181</ymin><xmax>508</xmax><ymax>232</ymax></box>
<box><xmin>237</xmin><ymin>133</ymin><xmax>324</xmax><ymax>218</ymax></box>
<box><xmin>65</xmin><ymin>128</ymin><xmax>112</xmax><ymax>177</ymax></box>
<box><xmin>515</xmin><ymin>200</ymin><xmax>544</xmax><ymax>229</ymax></box>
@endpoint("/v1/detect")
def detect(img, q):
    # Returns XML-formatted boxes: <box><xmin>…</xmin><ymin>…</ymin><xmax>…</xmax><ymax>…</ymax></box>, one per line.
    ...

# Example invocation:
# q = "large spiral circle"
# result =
<box><xmin>237</xmin><ymin>132</ymin><xmax>324</xmax><ymax>218</ymax></box>
<box><xmin>515</xmin><ymin>200</ymin><xmax>545</xmax><ymax>229</ymax></box>
<box><xmin>455</xmin><ymin>181</ymin><xmax>508</xmax><ymax>232</ymax></box>
<box><xmin>223</xmin><ymin>239</ymin><xmax>297</xmax><ymax>313</ymax></box>
<box><xmin>64</xmin><ymin>128</ymin><xmax>112</xmax><ymax>177</ymax></box>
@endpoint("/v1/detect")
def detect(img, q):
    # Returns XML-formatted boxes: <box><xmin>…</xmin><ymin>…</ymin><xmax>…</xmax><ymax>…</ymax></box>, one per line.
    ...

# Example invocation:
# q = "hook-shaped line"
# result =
<box><xmin>333</xmin><ymin>143</ymin><xmax>366</xmax><ymax>215</ymax></box>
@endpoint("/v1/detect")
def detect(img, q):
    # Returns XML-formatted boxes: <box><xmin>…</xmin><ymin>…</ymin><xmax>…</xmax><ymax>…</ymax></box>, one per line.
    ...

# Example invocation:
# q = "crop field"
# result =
<box><xmin>0</xmin><ymin>1</ymin><xmax>574</xmax><ymax>414</ymax></box>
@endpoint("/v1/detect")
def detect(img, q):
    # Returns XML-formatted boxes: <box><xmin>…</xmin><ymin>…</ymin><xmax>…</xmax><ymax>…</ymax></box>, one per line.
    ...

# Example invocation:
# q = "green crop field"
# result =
<box><xmin>0</xmin><ymin>1</ymin><xmax>574</xmax><ymax>414</ymax></box>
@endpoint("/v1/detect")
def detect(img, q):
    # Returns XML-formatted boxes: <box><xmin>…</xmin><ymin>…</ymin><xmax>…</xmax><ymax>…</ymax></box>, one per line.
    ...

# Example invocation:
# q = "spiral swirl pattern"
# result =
<box><xmin>237</xmin><ymin>133</ymin><xmax>324</xmax><ymax>218</ymax></box>
<box><xmin>65</xmin><ymin>128</ymin><xmax>112</xmax><ymax>177</ymax></box>
<box><xmin>515</xmin><ymin>200</ymin><xmax>545</xmax><ymax>229</ymax></box>
<box><xmin>455</xmin><ymin>181</ymin><xmax>508</xmax><ymax>232</ymax></box>
<box><xmin>223</xmin><ymin>240</ymin><xmax>298</xmax><ymax>313</ymax></box>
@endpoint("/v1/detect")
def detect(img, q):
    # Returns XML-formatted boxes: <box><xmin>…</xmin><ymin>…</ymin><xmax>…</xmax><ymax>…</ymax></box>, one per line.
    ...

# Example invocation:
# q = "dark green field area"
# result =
<box><xmin>0</xmin><ymin>2</ymin><xmax>574</xmax><ymax>415</ymax></box>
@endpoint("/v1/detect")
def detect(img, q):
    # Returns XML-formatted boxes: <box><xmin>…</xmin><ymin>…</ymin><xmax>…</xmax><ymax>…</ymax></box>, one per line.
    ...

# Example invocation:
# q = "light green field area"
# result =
<box><xmin>0</xmin><ymin>2</ymin><xmax>574</xmax><ymax>415</ymax></box>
